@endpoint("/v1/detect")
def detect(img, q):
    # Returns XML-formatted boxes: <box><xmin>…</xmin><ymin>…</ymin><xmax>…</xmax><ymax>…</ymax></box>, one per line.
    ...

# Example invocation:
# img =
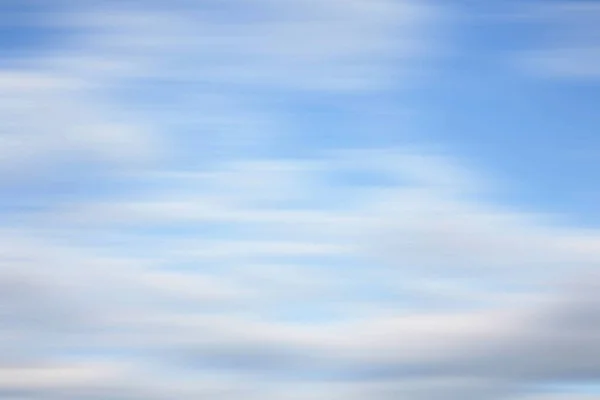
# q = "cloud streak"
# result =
<box><xmin>2</xmin><ymin>0</ymin><xmax>600</xmax><ymax>399</ymax></box>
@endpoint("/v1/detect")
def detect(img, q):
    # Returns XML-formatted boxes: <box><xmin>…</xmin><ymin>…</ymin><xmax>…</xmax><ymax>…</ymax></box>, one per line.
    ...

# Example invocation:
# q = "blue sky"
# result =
<box><xmin>2</xmin><ymin>0</ymin><xmax>600</xmax><ymax>399</ymax></box>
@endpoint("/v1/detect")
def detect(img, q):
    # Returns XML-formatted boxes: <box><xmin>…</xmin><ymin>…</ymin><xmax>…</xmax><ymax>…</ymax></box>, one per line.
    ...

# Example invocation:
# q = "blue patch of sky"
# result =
<box><xmin>0</xmin><ymin>1</ymin><xmax>76</xmax><ymax>63</ymax></box>
<box><xmin>399</xmin><ymin>0</ymin><xmax>600</xmax><ymax>227</ymax></box>
<box><xmin>270</xmin><ymin>283</ymin><xmax>405</xmax><ymax>320</ymax></box>
<box><xmin>267</xmin><ymin>96</ymin><xmax>412</xmax><ymax>159</ymax></box>
<box><xmin>261</xmin><ymin>300</ymin><xmax>346</xmax><ymax>324</ymax></box>
<box><xmin>537</xmin><ymin>382</ymin><xmax>600</xmax><ymax>396</ymax></box>
<box><xmin>0</xmin><ymin>161</ymin><xmax>134</xmax><ymax>215</ymax></box>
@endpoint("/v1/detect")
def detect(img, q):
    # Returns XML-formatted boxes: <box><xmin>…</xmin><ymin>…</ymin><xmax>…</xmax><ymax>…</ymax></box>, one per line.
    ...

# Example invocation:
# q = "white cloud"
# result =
<box><xmin>47</xmin><ymin>0</ymin><xmax>440</xmax><ymax>91</ymax></box>
<box><xmin>0</xmin><ymin>69</ymin><xmax>162</xmax><ymax>178</ymax></box>
<box><xmin>0</xmin><ymin>0</ymin><xmax>441</xmax><ymax>181</ymax></box>
<box><xmin>0</xmin><ymin>361</ymin><xmax>131</xmax><ymax>392</ymax></box>
<box><xmin>513</xmin><ymin>395</ymin><xmax>600</xmax><ymax>400</ymax></box>
<box><xmin>3</xmin><ymin>146</ymin><xmax>600</xmax><ymax>400</ymax></box>
<box><xmin>137</xmin><ymin>270</ymin><xmax>253</xmax><ymax>303</ymax></box>
<box><xmin>3</xmin><ymin>1</ymin><xmax>600</xmax><ymax>399</ymax></box>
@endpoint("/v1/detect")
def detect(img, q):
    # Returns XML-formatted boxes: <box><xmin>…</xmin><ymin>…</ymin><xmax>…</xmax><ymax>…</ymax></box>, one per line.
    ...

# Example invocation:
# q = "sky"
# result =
<box><xmin>2</xmin><ymin>0</ymin><xmax>600</xmax><ymax>399</ymax></box>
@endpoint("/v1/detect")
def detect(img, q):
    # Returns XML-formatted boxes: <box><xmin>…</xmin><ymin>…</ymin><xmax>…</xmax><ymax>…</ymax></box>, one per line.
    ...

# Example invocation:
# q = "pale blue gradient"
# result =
<box><xmin>1</xmin><ymin>1</ymin><xmax>600</xmax><ymax>399</ymax></box>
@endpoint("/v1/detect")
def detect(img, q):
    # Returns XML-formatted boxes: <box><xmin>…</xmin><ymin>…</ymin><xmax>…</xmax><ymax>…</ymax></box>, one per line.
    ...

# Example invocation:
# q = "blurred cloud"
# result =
<box><xmin>2</xmin><ymin>0</ymin><xmax>600</xmax><ymax>399</ymax></box>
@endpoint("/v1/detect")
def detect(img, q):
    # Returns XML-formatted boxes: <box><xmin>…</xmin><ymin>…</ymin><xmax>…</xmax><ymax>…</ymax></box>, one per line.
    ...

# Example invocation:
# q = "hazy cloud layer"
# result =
<box><xmin>1</xmin><ymin>0</ymin><xmax>599</xmax><ymax>399</ymax></box>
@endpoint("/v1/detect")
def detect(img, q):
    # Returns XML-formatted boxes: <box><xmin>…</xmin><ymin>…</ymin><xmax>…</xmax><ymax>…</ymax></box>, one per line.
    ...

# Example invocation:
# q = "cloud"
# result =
<box><xmin>3</xmin><ymin>0</ymin><xmax>600</xmax><ymax>399</ymax></box>
<box><xmin>2</xmin><ymin>129</ymin><xmax>600</xmax><ymax>400</ymax></box>
<box><xmin>0</xmin><ymin>361</ymin><xmax>132</xmax><ymax>395</ymax></box>
<box><xmin>7</xmin><ymin>152</ymin><xmax>600</xmax><ymax>399</ymax></box>
<box><xmin>512</xmin><ymin>395</ymin><xmax>600</xmax><ymax>400</ymax></box>
<box><xmin>4</xmin><ymin>153</ymin><xmax>600</xmax><ymax>400</ymax></box>
<box><xmin>0</xmin><ymin>69</ymin><xmax>161</xmax><ymax>180</ymax></box>
<box><xmin>31</xmin><ymin>0</ymin><xmax>440</xmax><ymax>92</ymax></box>
<box><xmin>0</xmin><ymin>0</ymin><xmax>441</xmax><ymax>186</ymax></box>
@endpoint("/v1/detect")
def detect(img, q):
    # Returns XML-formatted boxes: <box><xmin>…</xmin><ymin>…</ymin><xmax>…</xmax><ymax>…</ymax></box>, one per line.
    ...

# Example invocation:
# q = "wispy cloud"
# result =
<box><xmin>2</xmin><ymin>0</ymin><xmax>600</xmax><ymax>399</ymax></box>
